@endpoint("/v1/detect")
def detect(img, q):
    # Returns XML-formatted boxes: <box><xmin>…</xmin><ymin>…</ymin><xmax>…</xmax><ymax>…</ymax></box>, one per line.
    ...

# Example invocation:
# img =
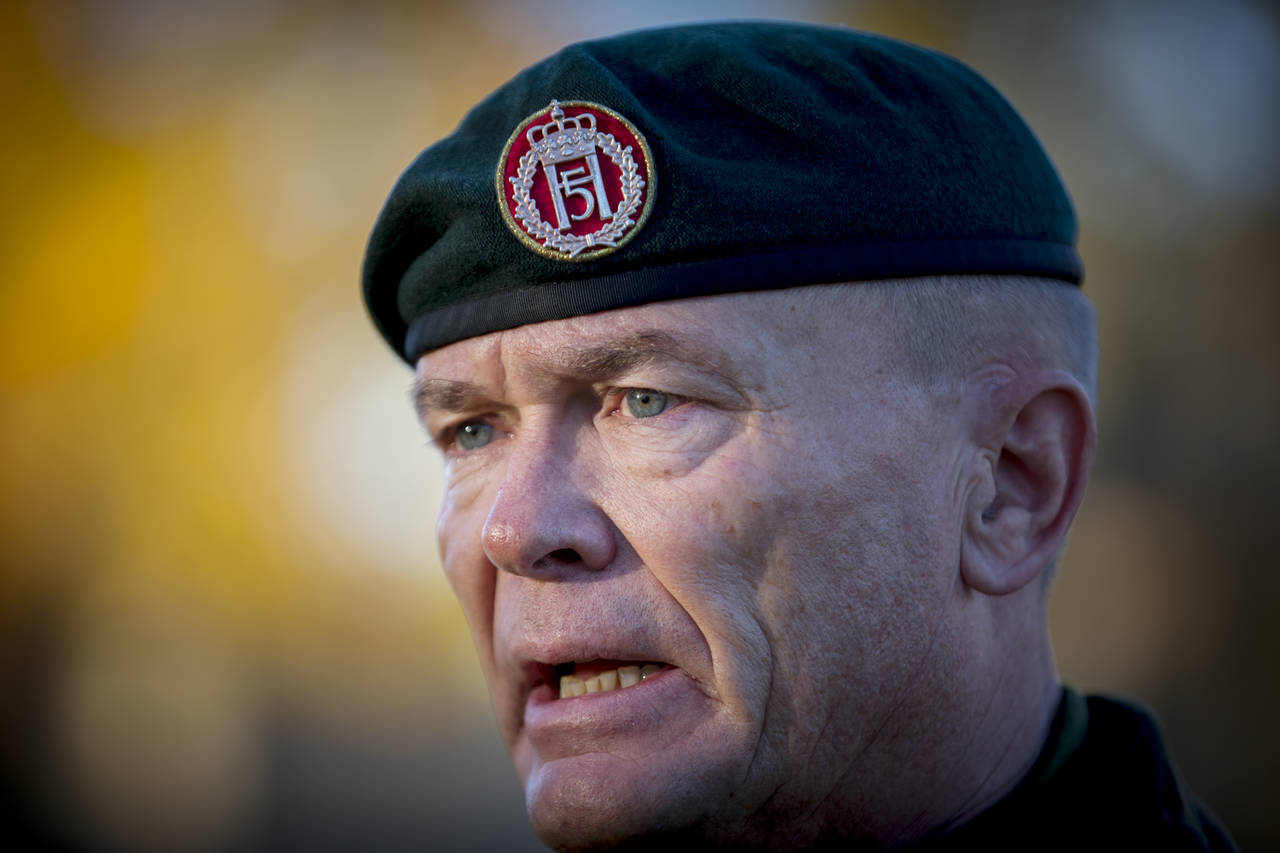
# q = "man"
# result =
<box><xmin>361</xmin><ymin>21</ymin><xmax>1234</xmax><ymax>851</ymax></box>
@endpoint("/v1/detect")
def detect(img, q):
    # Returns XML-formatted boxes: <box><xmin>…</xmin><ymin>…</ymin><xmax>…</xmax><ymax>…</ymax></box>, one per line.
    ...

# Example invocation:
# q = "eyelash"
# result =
<box><xmin>436</xmin><ymin>387</ymin><xmax>684</xmax><ymax>453</ymax></box>
<box><xmin>607</xmin><ymin>386</ymin><xmax>683</xmax><ymax>418</ymax></box>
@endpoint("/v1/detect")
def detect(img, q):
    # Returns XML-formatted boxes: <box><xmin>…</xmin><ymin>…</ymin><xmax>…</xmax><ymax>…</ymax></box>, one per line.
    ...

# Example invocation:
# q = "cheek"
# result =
<box><xmin>607</xmin><ymin>446</ymin><xmax>788</xmax><ymax>705</ymax></box>
<box><xmin>437</xmin><ymin>477</ymin><xmax>499</xmax><ymax>668</ymax></box>
<box><xmin>645</xmin><ymin>426</ymin><xmax>953</xmax><ymax>733</ymax></box>
<box><xmin>761</xmin><ymin>440</ymin><xmax>962</xmax><ymax>737</ymax></box>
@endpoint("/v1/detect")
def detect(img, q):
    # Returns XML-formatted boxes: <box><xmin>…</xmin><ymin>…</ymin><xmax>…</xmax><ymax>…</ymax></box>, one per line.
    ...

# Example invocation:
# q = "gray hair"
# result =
<box><xmin>818</xmin><ymin>275</ymin><xmax>1098</xmax><ymax>404</ymax></box>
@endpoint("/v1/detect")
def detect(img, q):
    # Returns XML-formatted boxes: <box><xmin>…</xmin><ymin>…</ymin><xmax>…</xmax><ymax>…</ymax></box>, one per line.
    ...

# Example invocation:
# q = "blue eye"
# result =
<box><xmin>455</xmin><ymin>421</ymin><xmax>496</xmax><ymax>450</ymax></box>
<box><xmin>624</xmin><ymin>389</ymin><xmax>672</xmax><ymax>418</ymax></box>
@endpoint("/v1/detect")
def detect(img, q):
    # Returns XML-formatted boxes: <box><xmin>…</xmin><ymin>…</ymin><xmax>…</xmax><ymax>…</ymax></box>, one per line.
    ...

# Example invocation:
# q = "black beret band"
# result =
<box><xmin>364</xmin><ymin>21</ymin><xmax>1081</xmax><ymax>364</ymax></box>
<box><xmin>405</xmin><ymin>238</ymin><xmax>1081</xmax><ymax>356</ymax></box>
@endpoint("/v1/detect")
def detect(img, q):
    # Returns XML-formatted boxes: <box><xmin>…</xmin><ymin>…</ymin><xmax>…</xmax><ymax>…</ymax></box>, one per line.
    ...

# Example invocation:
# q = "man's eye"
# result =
<box><xmin>624</xmin><ymin>388</ymin><xmax>673</xmax><ymax>418</ymax></box>
<box><xmin>455</xmin><ymin>421</ymin><xmax>496</xmax><ymax>451</ymax></box>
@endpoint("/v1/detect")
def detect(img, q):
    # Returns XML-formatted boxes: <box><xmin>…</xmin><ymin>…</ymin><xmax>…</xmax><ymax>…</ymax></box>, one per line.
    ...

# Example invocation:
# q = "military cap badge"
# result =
<box><xmin>498</xmin><ymin>100</ymin><xmax>655</xmax><ymax>260</ymax></box>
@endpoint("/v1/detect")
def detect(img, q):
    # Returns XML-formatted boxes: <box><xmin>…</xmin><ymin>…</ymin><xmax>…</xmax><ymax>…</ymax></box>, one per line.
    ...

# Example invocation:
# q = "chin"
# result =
<box><xmin>523</xmin><ymin>751</ymin><xmax>736</xmax><ymax>852</ymax></box>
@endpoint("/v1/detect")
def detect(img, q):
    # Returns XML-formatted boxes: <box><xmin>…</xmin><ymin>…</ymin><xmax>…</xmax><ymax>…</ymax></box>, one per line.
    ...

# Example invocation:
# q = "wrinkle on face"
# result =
<box><xmin>416</xmin><ymin>285</ymin><xmax>991</xmax><ymax>848</ymax></box>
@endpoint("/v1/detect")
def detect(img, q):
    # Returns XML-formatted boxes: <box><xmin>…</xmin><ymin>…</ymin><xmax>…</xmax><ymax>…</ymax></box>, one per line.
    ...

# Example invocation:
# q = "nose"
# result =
<box><xmin>481</xmin><ymin>426</ymin><xmax>616</xmax><ymax>578</ymax></box>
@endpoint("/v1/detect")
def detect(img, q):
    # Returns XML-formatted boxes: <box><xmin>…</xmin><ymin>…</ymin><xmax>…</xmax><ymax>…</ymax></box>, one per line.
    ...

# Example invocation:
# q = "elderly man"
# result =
<box><xmin>362</xmin><ymin>21</ymin><xmax>1234</xmax><ymax>851</ymax></box>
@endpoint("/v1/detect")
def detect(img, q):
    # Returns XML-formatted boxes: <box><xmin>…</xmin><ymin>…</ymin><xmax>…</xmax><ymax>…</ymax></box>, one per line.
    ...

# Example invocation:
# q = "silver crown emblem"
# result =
<box><xmin>527</xmin><ymin>101</ymin><xmax>599</xmax><ymax>166</ymax></box>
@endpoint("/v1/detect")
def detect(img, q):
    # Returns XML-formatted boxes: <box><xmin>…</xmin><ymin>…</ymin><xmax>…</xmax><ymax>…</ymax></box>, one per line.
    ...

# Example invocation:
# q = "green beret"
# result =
<box><xmin>363</xmin><ymin>21</ymin><xmax>1080</xmax><ymax>364</ymax></box>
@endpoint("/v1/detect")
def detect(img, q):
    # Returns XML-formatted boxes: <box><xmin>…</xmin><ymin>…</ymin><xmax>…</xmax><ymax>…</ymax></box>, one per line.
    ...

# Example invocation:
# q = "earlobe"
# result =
<box><xmin>960</xmin><ymin>373</ymin><xmax>1096</xmax><ymax>596</ymax></box>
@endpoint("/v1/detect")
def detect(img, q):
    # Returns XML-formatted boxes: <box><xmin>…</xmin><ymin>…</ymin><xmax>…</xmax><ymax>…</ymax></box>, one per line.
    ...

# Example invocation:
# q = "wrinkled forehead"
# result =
<box><xmin>415</xmin><ymin>292</ymin><xmax>776</xmax><ymax>379</ymax></box>
<box><xmin>410</xmin><ymin>286</ymin><xmax>899</xmax><ymax>407</ymax></box>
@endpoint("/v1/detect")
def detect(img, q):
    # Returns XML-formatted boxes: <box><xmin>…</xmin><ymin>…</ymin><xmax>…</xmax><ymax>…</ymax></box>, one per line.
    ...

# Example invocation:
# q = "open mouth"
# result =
<box><xmin>553</xmin><ymin>660</ymin><xmax>670</xmax><ymax>699</ymax></box>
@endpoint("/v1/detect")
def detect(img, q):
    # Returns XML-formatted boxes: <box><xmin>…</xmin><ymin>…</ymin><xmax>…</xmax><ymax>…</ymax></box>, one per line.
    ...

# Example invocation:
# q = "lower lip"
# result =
<box><xmin>523</xmin><ymin>667</ymin><xmax>701</xmax><ymax>747</ymax></box>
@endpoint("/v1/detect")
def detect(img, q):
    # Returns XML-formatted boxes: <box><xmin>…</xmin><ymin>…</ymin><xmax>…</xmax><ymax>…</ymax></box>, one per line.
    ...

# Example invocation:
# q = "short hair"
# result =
<box><xmin>824</xmin><ymin>275</ymin><xmax>1098</xmax><ymax>404</ymax></box>
<box><xmin>802</xmin><ymin>275</ymin><xmax>1098</xmax><ymax>590</ymax></box>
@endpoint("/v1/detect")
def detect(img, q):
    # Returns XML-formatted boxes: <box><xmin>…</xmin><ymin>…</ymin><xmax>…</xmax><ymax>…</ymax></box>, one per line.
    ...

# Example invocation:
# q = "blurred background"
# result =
<box><xmin>2</xmin><ymin>0</ymin><xmax>1276</xmax><ymax>850</ymax></box>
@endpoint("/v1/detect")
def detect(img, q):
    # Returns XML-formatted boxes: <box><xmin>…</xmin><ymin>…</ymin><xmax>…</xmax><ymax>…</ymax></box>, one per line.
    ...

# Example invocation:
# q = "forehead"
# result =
<box><xmin>414</xmin><ymin>289</ymin><xmax>852</xmax><ymax>385</ymax></box>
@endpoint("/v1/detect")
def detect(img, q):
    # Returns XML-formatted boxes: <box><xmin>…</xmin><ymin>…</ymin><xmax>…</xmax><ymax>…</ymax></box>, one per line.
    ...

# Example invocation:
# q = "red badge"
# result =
<box><xmin>498</xmin><ymin>100</ymin><xmax>655</xmax><ymax>261</ymax></box>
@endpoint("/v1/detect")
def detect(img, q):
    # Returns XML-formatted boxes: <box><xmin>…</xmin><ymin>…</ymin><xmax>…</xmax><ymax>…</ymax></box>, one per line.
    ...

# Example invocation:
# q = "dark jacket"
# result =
<box><xmin>917</xmin><ymin>687</ymin><xmax>1237</xmax><ymax>851</ymax></box>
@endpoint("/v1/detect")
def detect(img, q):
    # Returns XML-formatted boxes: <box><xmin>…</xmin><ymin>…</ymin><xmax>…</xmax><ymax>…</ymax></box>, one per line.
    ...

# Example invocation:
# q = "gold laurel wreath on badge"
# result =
<box><xmin>497</xmin><ymin>100</ymin><xmax>655</xmax><ymax>261</ymax></box>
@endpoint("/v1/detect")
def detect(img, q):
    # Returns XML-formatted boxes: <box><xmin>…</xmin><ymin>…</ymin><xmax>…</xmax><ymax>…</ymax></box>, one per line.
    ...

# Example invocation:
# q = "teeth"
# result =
<box><xmin>559</xmin><ymin>676</ymin><xmax>587</xmax><ymax>699</ymax></box>
<box><xmin>557</xmin><ymin>663</ymin><xmax>664</xmax><ymax>699</ymax></box>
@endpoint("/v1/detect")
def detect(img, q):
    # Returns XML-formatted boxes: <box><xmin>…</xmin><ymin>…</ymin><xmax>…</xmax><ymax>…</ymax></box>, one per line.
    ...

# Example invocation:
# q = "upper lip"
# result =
<box><xmin>509</xmin><ymin>636</ymin><xmax>675</xmax><ymax>702</ymax></box>
<box><xmin>497</xmin><ymin>584</ymin><xmax>703</xmax><ymax>719</ymax></box>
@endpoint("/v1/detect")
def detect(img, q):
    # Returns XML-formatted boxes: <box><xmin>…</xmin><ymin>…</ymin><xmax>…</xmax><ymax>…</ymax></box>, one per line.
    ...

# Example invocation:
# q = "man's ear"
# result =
<box><xmin>960</xmin><ymin>370</ymin><xmax>1096</xmax><ymax>596</ymax></box>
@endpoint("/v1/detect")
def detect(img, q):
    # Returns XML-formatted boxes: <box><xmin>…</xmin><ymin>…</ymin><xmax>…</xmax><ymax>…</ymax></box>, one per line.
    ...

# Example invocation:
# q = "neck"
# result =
<box><xmin>941</xmin><ymin>642</ymin><xmax>1059</xmax><ymax>833</ymax></box>
<box><xmin>914</xmin><ymin>599</ymin><xmax>1061</xmax><ymax>842</ymax></box>
<box><xmin>843</xmin><ymin>592</ymin><xmax>1060</xmax><ymax>850</ymax></box>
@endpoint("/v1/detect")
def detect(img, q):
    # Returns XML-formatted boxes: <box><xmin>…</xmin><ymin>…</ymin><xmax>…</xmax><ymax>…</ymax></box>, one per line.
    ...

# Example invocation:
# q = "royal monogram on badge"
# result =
<box><xmin>498</xmin><ymin>100</ymin><xmax>655</xmax><ymax>260</ymax></box>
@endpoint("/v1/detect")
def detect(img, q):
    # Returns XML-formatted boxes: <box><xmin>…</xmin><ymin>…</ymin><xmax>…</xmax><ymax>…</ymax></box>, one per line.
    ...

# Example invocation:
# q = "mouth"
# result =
<box><xmin>518</xmin><ymin>653</ymin><xmax>708</xmax><ymax>759</ymax></box>
<box><xmin>549</xmin><ymin>660</ymin><xmax>672</xmax><ymax>699</ymax></box>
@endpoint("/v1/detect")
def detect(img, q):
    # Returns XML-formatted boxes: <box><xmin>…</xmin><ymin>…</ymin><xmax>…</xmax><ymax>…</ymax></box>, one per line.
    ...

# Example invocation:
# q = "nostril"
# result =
<box><xmin>529</xmin><ymin>548</ymin><xmax>583</xmax><ymax>574</ymax></box>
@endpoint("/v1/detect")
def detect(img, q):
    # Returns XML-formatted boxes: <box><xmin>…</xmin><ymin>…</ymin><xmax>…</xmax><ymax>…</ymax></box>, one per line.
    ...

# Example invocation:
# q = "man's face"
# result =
<box><xmin>414</xmin><ymin>288</ymin><xmax>972</xmax><ymax>847</ymax></box>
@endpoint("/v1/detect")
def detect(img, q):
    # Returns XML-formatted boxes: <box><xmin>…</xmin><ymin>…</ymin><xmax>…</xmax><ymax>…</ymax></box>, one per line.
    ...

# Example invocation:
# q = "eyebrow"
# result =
<box><xmin>410</xmin><ymin>377</ymin><xmax>491</xmax><ymax>420</ymax></box>
<box><xmin>559</xmin><ymin>330</ymin><xmax>689</xmax><ymax>378</ymax></box>
<box><xmin>411</xmin><ymin>329</ymin><xmax>738</xmax><ymax>420</ymax></box>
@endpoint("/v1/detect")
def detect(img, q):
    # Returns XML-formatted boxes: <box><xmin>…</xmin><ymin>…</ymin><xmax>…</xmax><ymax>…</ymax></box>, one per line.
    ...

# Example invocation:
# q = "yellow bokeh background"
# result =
<box><xmin>3</xmin><ymin>1</ymin><xmax>1277</xmax><ymax>850</ymax></box>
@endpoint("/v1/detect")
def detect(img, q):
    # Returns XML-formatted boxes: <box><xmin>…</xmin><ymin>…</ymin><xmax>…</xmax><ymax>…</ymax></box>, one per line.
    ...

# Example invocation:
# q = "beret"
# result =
<box><xmin>363</xmin><ymin>21</ymin><xmax>1080</xmax><ymax>364</ymax></box>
